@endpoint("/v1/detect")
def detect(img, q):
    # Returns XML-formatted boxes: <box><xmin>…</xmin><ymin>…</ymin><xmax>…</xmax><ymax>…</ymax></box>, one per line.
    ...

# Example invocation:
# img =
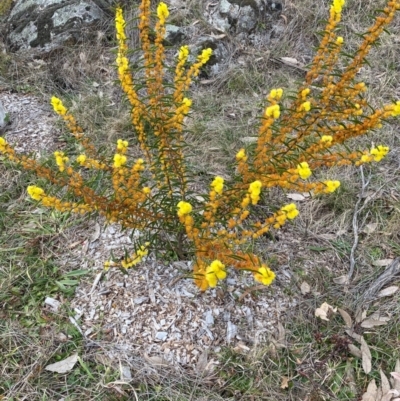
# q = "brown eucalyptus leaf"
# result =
<box><xmin>392</xmin><ymin>364</ymin><xmax>400</xmax><ymax>392</ymax></box>
<box><xmin>355</xmin><ymin>309</ymin><xmax>367</xmax><ymax>323</ymax></box>
<box><xmin>378</xmin><ymin>286</ymin><xmax>399</xmax><ymax>298</ymax></box>
<box><xmin>361</xmin><ymin>319</ymin><xmax>388</xmax><ymax>328</ymax></box>
<box><xmin>333</xmin><ymin>275</ymin><xmax>349</xmax><ymax>285</ymax></box>
<box><xmin>45</xmin><ymin>353</ymin><xmax>78</xmax><ymax>373</ymax></box>
<box><xmin>361</xmin><ymin>337</ymin><xmax>372</xmax><ymax>374</ymax></box>
<box><xmin>372</xmin><ymin>259</ymin><xmax>394</xmax><ymax>267</ymax></box>
<box><xmin>363</xmin><ymin>223</ymin><xmax>378</xmax><ymax>234</ymax></box>
<box><xmin>90</xmin><ymin>222</ymin><xmax>101</xmax><ymax>242</ymax></box>
<box><xmin>345</xmin><ymin>329</ymin><xmax>362</xmax><ymax>343</ymax></box>
<box><xmin>300</xmin><ymin>281</ymin><xmax>311</xmax><ymax>295</ymax></box>
<box><xmin>380</xmin><ymin>369</ymin><xmax>391</xmax><ymax>396</ymax></box>
<box><xmin>348</xmin><ymin>344</ymin><xmax>362</xmax><ymax>358</ymax></box>
<box><xmin>280</xmin><ymin>376</ymin><xmax>290</xmax><ymax>389</ymax></box>
<box><xmin>362</xmin><ymin>379</ymin><xmax>377</xmax><ymax>401</ymax></box>
<box><xmin>315</xmin><ymin>302</ymin><xmax>337</xmax><ymax>321</ymax></box>
<box><xmin>338</xmin><ymin>308</ymin><xmax>353</xmax><ymax>328</ymax></box>
<box><xmin>392</xmin><ymin>373</ymin><xmax>400</xmax><ymax>381</ymax></box>
<box><xmin>287</xmin><ymin>193</ymin><xmax>306</xmax><ymax>201</ymax></box>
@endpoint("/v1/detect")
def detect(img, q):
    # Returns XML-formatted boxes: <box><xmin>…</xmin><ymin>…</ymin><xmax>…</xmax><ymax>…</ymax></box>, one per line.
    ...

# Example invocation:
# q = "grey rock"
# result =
<box><xmin>164</xmin><ymin>24</ymin><xmax>186</xmax><ymax>45</ymax></box>
<box><xmin>5</xmin><ymin>0</ymin><xmax>105</xmax><ymax>52</ymax></box>
<box><xmin>208</xmin><ymin>0</ymin><xmax>262</xmax><ymax>34</ymax></box>
<box><xmin>207</xmin><ymin>0</ymin><xmax>282</xmax><ymax>35</ymax></box>
<box><xmin>0</xmin><ymin>100</ymin><xmax>8</xmax><ymax>132</ymax></box>
<box><xmin>236</xmin><ymin>5</ymin><xmax>257</xmax><ymax>33</ymax></box>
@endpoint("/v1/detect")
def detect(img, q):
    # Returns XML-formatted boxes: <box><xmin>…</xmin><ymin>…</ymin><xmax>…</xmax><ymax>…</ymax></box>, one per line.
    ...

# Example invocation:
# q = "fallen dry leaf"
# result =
<box><xmin>333</xmin><ymin>275</ymin><xmax>349</xmax><ymax>285</ymax></box>
<box><xmin>355</xmin><ymin>309</ymin><xmax>367</xmax><ymax>323</ymax></box>
<box><xmin>45</xmin><ymin>353</ymin><xmax>78</xmax><ymax>373</ymax></box>
<box><xmin>277</xmin><ymin>321</ymin><xmax>286</xmax><ymax>345</ymax></box>
<box><xmin>287</xmin><ymin>193</ymin><xmax>306</xmax><ymax>201</ymax></box>
<box><xmin>300</xmin><ymin>281</ymin><xmax>311</xmax><ymax>295</ymax></box>
<box><xmin>280</xmin><ymin>56</ymin><xmax>301</xmax><ymax>66</ymax></box>
<box><xmin>378</xmin><ymin>286</ymin><xmax>399</xmax><ymax>298</ymax></box>
<box><xmin>348</xmin><ymin>344</ymin><xmax>362</xmax><ymax>358</ymax></box>
<box><xmin>381</xmin><ymin>370</ymin><xmax>391</xmax><ymax>395</ymax></box>
<box><xmin>392</xmin><ymin>368</ymin><xmax>400</xmax><ymax>393</ymax></box>
<box><xmin>363</xmin><ymin>223</ymin><xmax>378</xmax><ymax>234</ymax></box>
<box><xmin>362</xmin><ymin>379</ymin><xmax>377</xmax><ymax>401</ymax></box>
<box><xmin>280</xmin><ymin>376</ymin><xmax>290</xmax><ymax>389</ymax></box>
<box><xmin>338</xmin><ymin>308</ymin><xmax>353</xmax><ymax>328</ymax></box>
<box><xmin>361</xmin><ymin>319</ymin><xmax>388</xmax><ymax>328</ymax></box>
<box><xmin>392</xmin><ymin>372</ymin><xmax>400</xmax><ymax>381</ymax></box>
<box><xmin>90</xmin><ymin>222</ymin><xmax>101</xmax><ymax>242</ymax></box>
<box><xmin>315</xmin><ymin>302</ymin><xmax>337</xmax><ymax>321</ymax></box>
<box><xmin>361</xmin><ymin>337</ymin><xmax>372</xmax><ymax>374</ymax></box>
<box><xmin>239</xmin><ymin>136</ymin><xmax>257</xmax><ymax>144</ymax></box>
<box><xmin>345</xmin><ymin>329</ymin><xmax>362</xmax><ymax>343</ymax></box>
<box><xmin>372</xmin><ymin>259</ymin><xmax>394</xmax><ymax>267</ymax></box>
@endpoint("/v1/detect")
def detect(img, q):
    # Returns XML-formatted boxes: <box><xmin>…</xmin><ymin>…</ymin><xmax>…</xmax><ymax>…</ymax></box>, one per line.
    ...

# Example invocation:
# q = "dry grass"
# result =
<box><xmin>1</xmin><ymin>0</ymin><xmax>400</xmax><ymax>399</ymax></box>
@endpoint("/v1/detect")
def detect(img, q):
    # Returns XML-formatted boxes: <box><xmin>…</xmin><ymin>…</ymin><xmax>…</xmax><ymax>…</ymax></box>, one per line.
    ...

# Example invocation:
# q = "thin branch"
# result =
<box><xmin>348</xmin><ymin>166</ymin><xmax>371</xmax><ymax>280</ymax></box>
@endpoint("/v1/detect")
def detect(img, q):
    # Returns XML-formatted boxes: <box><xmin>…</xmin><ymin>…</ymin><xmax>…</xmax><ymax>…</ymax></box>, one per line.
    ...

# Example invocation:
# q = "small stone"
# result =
<box><xmin>226</xmin><ymin>321</ymin><xmax>237</xmax><ymax>343</ymax></box>
<box><xmin>155</xmin><ymin>331</ymin><xmax>168</xmax><ymax>341</ymax></box>
<box><xmin>204</xmin><ymin>310</ymin><xmax>214</xmax><ymax>327</ymax></box>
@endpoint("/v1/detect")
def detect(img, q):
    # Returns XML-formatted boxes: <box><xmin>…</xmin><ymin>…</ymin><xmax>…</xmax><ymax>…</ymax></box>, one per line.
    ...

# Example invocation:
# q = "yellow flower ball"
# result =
<box><xmin>281</xmin><ymin>203</ymin><xmax>299</xmax><ymax>219</ymax></box>
<box><xmin>113</xmin><ymin>154</ymin><xmax>127</xmax><ymax>168</ymax></box>
<box><xmin>324</xmin><ymin>180</ymin><xmax>341</xmax><ymax>193</ymax></box>
<box><xmin>177</xmin><ymin>201</ymin><xmax>192</xmax><ymax>217</ymax></box>
<box><xmin>211</xmin><ymin>176</ymin><xmax>224</xmax><ymax>195</ymax></box>
<box><xmin>297</xmin><ymin>162</ymin><xmax>312</xmax><ymax>179</ymax></box>
<box><xmin>254</xmin><ymin>265</ymin><xmax>275</xmax><ymax>286</ymax></box>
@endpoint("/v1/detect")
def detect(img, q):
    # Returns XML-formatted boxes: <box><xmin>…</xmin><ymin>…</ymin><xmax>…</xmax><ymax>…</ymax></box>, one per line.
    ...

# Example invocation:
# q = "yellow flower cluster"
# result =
<box><xmin>76</xmin><ymin>154</ymin><xmax>107</xmax><ymax>170</ymax></box>
<box><xmin>299</xmin><ymin>101</ymin><xmax>311</xmax><ymax>112</ymax></box>
<box><xmin>121</xmin><ymin>243</ymin><xmax>150</xmax><ymax>269</ymax></box>
<box><xmin>297</xmin><ymin>162</ymin><xmax>312</xmax><ymax>179</ymax></box>
<box><xmin>178</xmin><ymin>45</ymin><xmax>189</xmax><ymax>62</ymax></box>
<box><xmin>324</xmin><ymin>180</ymin><xmax>341</xmax><ymax>193</ymax></box>
<box><xmin>113</xmin><ymin>154</ymin><xmax>127</xmax><ymax>168</ymax></box>
<box><xmin>177</xmin><ymin>201</ymin><xmax>192</xmax><ymax>217</ymax></box>
<box><xmin>248</xmin><ymin>180</ymin><xmax>262</xmax><ymax>205</ymax></box>
<box><xmin>331</xmin><ymin>0</ymin><xmax>345</xmax><ymax>14</ymax></box>
<box><xmin>265</xmin><ymin>104</ymin><xmax>280</xmax><ymax>119</ymax></box>
<box><xmin>211</xmin><ymin>176</ymin><xmax>224</xmax><ymax>195</ymax></box>
<box><xmin>205</xmin><ymin>260</ymin><xmax>227</xmax><ymax>287</ymax></box>
<box><xmin>236</xmin><ymin>148</ymin><xmax>247</xmax><ymax>161</ymax></box>
<box><xmin>157</xmin><ymin>2</ymin><xmax>169</xmax><ymax>24</ymax></box>
<box><xmin>360</xmin><ymin>145</ymin><xmax>390</xmax><ymax>163</ymax></box>
<box><xmin>254</xmin><ymin>265</ymin><xmax>276</xmax><ymax>286</ymax></box>
<box><xmin>269</xmin><ymin>88</ymin><xmax>283</xmax><ymax>100</ymax></box>
<box><xmin>27</xmin><ymin>185</ymin><xmax>45</xmax><ymax>201</ymax></box>
<box><xmin>197</xmin><ymin>48</ymin><xmax>213</xmax><ymax>64</ymax></box>
<box><xmin>51</xmin><ymin>96</ymin><xmax>67</xmax><ymax>115</ymax></box>
<box><xmin>54</xmin><ymin>151</ymin><xmax>69</xmax><ymax>172</ymax></box>
<box><xmin>0</xmin><ymin>137</ymin><xmax>7</xmax><ymax>152</ymax></box>
<box><xmin>117</xmin><ymin>139</ymin><xmax>128</xmax><ymax>153</ymax></box>
<box><xmin>274</xmin><ymin>203</ymin><xmax>299</xmax><ymax>228</ymax></box>
<box><xmin>27</xmin><ymin>186</ymin><xmax>92</xmax><ymax>214</ymax></box>
<box><xmin>391</xmin><ymin>101</ymin><xmax>400</xmax><ymax>116</ymax></box>
<box><xmin>320</xmin><ymin>135</ymin><xmax>333</xmax><ymax>145</ymax></box>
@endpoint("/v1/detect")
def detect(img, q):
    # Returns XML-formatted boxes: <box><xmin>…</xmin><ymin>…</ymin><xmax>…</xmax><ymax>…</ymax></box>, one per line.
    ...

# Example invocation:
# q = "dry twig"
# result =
<box><xmin>349</xmin><ymin>166</ymin><xmax>371</xmax><ymax>281</ymax></box>
<box><xmin>358</xmin><ymin>258</ymin><xmax>400</xmax><ymax>306</ymax></box>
